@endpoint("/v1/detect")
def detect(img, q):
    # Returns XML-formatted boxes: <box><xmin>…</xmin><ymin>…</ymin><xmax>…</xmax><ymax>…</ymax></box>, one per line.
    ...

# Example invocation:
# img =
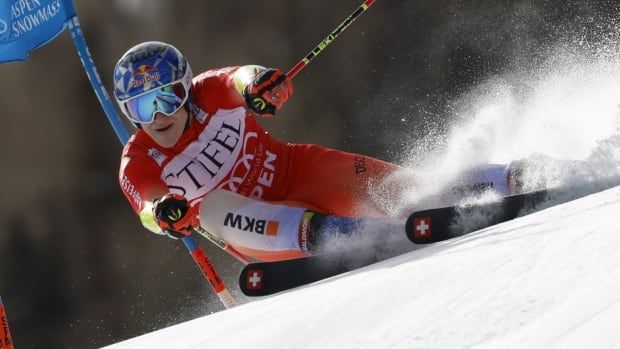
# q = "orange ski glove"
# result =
<box><xmin>243</xmin><ymin>68</ymin><xmax>293</xmax><ymax>117</ymax></box>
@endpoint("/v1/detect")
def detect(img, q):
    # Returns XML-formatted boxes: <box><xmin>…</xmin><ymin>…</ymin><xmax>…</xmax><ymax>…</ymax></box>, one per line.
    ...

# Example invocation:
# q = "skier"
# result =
<box><xmin>114</xmin><ymin>41</ymin><xmax>519</xmax><ymax>261</ymax></box>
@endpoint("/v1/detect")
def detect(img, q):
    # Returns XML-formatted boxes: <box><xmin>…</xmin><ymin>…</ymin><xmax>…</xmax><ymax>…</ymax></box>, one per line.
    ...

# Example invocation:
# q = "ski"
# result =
<box><xmin>239</xmin><ymin>248</ymin><xmax>382</xmax><ymax>297</ymax></box>
<box><xmin>405</xmin><ymin>184</ymin><xmax>596</xmax><ymax>244</ymax></box>
<box><xmin>240</xmin><ymin>187</ymin><xmax>571</xmax><ymax>296</ymax></box>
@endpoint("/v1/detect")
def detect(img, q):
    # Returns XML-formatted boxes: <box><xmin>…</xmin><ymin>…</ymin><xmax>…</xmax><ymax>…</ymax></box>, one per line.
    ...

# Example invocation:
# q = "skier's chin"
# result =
<box><xmin>157</xmin><ymin>131</ymin><xmax>181</xmax><ymax>148</ymax></box>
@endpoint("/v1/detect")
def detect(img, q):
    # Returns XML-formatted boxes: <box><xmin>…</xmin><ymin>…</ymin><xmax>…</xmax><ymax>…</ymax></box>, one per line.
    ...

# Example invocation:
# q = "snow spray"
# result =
<box><xmin>398</xmin><ymin>22</ymin><xmax>620</xmax><ymax>211</ymax></box>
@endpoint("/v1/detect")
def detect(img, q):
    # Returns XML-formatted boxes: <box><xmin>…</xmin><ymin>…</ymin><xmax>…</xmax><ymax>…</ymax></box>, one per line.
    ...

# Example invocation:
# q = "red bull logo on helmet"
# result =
<box><xmin>131</xmin><ymin>65</ymin><xmax>161</xmax><ymax>88</ymax></box>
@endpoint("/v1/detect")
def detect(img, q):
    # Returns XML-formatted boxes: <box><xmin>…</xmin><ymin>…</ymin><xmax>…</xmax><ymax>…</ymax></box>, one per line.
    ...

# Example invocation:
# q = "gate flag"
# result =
<box><xmin>0</xmin><ymin>0</ymin><xmax>75</xmax><ymax>62</ymax></box>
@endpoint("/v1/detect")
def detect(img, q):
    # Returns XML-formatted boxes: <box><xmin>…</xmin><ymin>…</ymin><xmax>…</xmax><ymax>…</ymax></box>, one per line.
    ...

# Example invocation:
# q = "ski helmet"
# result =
<box><xmin>113</xmin><ymin>41</ymin><xmax>193</xmax><ymax>125</ymax></box>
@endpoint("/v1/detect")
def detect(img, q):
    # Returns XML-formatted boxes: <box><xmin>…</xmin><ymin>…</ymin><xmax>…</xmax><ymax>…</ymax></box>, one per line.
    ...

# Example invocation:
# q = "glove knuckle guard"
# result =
<box><xmin>243</xmin><ymin>68</ymin><xmax>289</xmax><ymax>116</ymax></box>
<box><xmin>153</xmin><ymin>193</ymin><xmax>195</xmax><ymax>237</ymax></box>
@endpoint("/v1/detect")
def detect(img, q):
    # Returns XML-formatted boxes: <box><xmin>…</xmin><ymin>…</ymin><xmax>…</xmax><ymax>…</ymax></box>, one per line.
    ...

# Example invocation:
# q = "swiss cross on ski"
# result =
<box><xmin>413</xmin><ymin>217</ymin><xmax>432</xmax><ymax>238</ymax></box>
<box><xmin>246</xmin><ymin>269</ymin><xmax>264</xmax><ymax>290</ymax></box>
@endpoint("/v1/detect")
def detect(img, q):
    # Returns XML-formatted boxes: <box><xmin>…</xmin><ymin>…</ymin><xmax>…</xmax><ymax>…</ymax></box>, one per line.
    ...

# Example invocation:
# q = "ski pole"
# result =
<box><xmin>0</xmin><ymin>295</ymin><xmax>15</xmax><ymax>349</ymax></box>
<box><xmin>287</xmin><ymin>0</ymin><xmax>377</xmax><ymax>79</ymax></box>
<box><xmin>63</xmin><ymin>4</ymin><xmax>236</xmax><ymax>309</ymax></box>
<box><xmin>193</xmin><ymin>226</ymin><xmax>251</xmax><ymax>265</ymax></box>
<box><xmin>181</xmin><ymin>238</ymin><xmax>237</xmax><ymax>309</ymax></box>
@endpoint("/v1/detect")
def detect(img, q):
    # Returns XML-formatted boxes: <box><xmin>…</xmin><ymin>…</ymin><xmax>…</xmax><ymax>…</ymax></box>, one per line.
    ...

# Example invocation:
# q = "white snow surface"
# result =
<box><xmin>105</xmin><ymin>185</ymin><xmax>620</xmax><ymax>349</ymax></box>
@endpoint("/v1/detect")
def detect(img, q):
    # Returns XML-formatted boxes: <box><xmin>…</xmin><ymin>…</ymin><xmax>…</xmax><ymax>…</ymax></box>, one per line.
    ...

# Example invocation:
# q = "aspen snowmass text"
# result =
<box><xmin>10</xmin><ymin>0</ymin><xmax>63</xmax><ymax>38</ymax></box>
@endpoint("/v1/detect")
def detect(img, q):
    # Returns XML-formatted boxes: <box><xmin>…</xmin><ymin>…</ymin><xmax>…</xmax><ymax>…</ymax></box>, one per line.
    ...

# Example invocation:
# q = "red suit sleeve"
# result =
<box><xmin>192</xmin><ymin>67</ymin><xmax>247</xmax><ymax>114</ymax></box>
<box><xmin>119</xmin><ymin>151</ymin><xmax>168</xmax><ymax>215</ymax></box>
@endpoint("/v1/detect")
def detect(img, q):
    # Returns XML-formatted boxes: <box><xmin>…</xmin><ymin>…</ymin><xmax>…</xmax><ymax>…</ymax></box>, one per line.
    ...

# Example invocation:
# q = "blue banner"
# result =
<box><xmin>0</xmin><ymin>0</ymin><xmax>75</xmax><ymax>62</ymax></box>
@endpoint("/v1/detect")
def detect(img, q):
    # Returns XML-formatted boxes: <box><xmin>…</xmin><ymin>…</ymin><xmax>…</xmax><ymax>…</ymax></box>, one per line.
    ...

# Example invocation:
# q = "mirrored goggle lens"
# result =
<box><xmin>124</xmin><ymin>82</ymin><xmax>187</xmax><ymax>124</ymax></box>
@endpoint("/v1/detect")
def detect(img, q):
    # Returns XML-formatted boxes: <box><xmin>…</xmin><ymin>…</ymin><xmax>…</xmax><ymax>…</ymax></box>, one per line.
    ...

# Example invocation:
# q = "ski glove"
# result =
<box><xmin>153</xmin><ymin>193</ymin><xmax>200</xmax><ymax>239</ymax></box>
<box><xmin>243</xmin><ymin>68</ymin><xmax>293</xmax><ymax>117</ymax></box>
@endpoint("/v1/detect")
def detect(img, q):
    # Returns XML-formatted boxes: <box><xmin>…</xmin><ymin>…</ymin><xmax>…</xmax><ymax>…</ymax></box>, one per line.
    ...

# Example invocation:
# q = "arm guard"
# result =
<box><xmin>139</xmin><ymin>201</ymin><xmax>165</xmax><ymax>235</ymax></box>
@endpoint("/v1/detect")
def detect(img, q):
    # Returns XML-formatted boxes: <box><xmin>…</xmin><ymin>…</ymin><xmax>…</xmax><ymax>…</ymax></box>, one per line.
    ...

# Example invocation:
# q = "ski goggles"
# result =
<box><xmin>119</xmin><ymin>80</ymin><xmax>189</xmax><ymax>124</ymax></box>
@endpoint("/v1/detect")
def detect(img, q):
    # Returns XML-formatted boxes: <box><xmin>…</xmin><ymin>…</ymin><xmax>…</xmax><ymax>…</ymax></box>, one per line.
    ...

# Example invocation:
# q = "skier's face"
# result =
<box><xmin>142</xmin><ymin>107</ymin><xmax>189</xmax><ymax>148</ymax></box>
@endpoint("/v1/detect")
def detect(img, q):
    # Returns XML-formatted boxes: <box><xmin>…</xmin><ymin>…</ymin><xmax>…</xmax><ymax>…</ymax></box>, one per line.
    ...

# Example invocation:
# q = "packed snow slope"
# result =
<box><xmin>105</xmin><ymin>184</ymin><xmax>620</xmax><ymax>348</ymax></box>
